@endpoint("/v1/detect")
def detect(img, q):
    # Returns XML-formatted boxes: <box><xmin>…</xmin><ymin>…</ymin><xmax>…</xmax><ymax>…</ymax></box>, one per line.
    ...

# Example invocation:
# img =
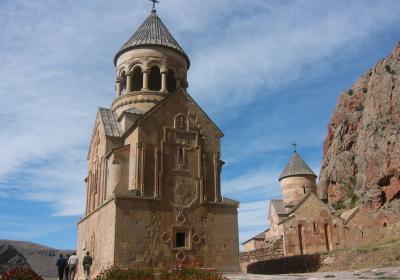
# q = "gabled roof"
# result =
<box><xmin>340</xmin><ymin>207</ymin><xmax>359</xmax><ymax>224</ymax></box>
<box><xmin>279</xmin><ymin>151</ymin><xmax>317</xmax><ymax>181</ymax></box>
<box><xmin>242</xmin><ymin>229</ymin><xmax>268</xmax><ymax>245</ymax></box>
<box><xmin>270</xmin><ymin>199</ymin><xmax>287</xmax><ymax>216</ymax></box>
<box><xmin>114</xmin><ymin>9</ymin><xmax>190</xmax><ymax>67</ymax></box>
<box><xmin>122</xmin><ymin>88</ymin><xmax>223</xmax><ymax>138</ymax></box>
<box><xmin>99</xmin><ymin>108</ymin><xmax>122</xmax><ymax>137</ymax></box>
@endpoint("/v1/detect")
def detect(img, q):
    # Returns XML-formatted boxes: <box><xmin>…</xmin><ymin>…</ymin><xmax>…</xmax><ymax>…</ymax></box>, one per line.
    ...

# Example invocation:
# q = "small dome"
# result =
<box><xmin>114</xmin><ymin>9</ymin><xmax>190</xmax><ymax>67</ymax></box>
<box><xmin>279</xmin><ymin>151</ymin><xmax>316</xmax><ymax>181</ymax></box>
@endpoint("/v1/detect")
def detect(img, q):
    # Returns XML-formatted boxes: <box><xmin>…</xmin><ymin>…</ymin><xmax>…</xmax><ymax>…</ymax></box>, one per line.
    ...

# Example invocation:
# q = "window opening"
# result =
<box><xmin>132</xmin><ymin>67</ymin><xmax>143</xmax><ymax>91</ymax></box>
<box><xmin>176</xmin><ymin>232</ymin><xmax>186</xmax><ymax>248</ymax></box>
<box><xmin>148</xmin><ymin>66</ymin><xmax>161</xmax><ymax>90</ymax></box>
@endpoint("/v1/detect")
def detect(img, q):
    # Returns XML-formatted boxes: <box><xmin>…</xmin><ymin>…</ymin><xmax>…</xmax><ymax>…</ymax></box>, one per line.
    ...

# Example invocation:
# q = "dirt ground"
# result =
<box><xmin>226</xmin><ymin>265</ymin><xmax>400</xmax><ymax>279</ymax></box>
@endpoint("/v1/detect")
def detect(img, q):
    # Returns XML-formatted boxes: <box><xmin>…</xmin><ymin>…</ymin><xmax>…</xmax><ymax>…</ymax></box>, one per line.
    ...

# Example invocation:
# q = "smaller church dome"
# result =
<box><xmin>114</xmin><ymin>9</ymin><xmax>190</xmax><ymax>67</ymax></box>
<box><xmin>279</xmin><ymin>151</ymin><xmax>316</xmax><ymax>181</ymax></box>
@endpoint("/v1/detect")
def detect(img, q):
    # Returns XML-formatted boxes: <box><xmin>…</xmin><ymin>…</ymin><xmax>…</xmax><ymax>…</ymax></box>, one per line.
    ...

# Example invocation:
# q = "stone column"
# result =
<box><xmin>126</xmin><ymin>72</ymin><xmax>132</xmax><ymax>92</ymax></box>
<box><xmin>115</xmin><ymin>78</ymin><xmax>121</xmax><ymax>97</ymax></box>
<box><xmin>142</xmin><ymin>68</ymin><xmax>149</xmax><ymax>90</ymax></box>
<box><xmin>154</xmin><ymin>147</ymin><xmax>159</xmax><ymax>198</ymax></box>
<box><xmin>140</xmin><ymin>146</ymin><xmax>145</xmax><ymax>196</ymax></box>
<box><xmin>161</xmin><ymin>69</ymin><xmax>167</xmax><ymax>93</ymax></box>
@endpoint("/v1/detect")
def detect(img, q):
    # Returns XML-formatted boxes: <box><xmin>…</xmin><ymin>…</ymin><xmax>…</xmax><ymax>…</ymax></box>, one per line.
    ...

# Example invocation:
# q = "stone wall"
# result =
<box><xmin>247</xmin><ymin>254</ymin><xmax>321</xmax><ymax>274</ymax></box>
<box><xmin>239</xmin><ymin>237</ymin><xmax>283</xmax><ymax>272</ymax></box>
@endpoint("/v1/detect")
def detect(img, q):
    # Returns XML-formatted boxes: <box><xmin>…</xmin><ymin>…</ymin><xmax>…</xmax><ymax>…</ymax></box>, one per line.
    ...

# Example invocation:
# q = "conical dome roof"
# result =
<box><xmin>279</xmin><ymin>151</ymin><xmax>316</xmax><ymax>181</ymax></box>
<box><xmin>114</xmin><ymin>9</ymin><xmax>190</xmax><ymax>67</ymax></box>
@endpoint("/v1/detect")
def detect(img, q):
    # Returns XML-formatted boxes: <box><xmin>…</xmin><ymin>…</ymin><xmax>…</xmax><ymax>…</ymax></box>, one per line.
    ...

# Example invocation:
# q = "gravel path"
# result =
<box><xmin>225</xmin><ymin>266</ymin><xmax>400</xmax><ymax>280</ymax></box>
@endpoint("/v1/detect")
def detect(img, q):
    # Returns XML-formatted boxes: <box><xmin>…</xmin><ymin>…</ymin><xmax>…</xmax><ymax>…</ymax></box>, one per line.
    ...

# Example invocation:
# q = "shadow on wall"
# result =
<box><xmin>247</xmin><ymin>254</ymin><xmax>321</xmax><ymax>274</ymax></box>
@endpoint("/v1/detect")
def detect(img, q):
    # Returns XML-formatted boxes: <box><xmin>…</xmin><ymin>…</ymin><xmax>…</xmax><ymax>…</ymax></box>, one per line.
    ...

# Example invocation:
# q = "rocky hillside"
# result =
<box><xmin>0</xmin><ymin>240</ymin><xmax>73</xmax><ymax>278</ymax></box>
<box><xmin>0</xmin><ymin>244</ymin><xmax>31</xmax><ymax>274</ymax></box>
<box><xmin>318</xmin><ymin>42</ymin><xmax>400</xmax><ymax>211</ymax></box>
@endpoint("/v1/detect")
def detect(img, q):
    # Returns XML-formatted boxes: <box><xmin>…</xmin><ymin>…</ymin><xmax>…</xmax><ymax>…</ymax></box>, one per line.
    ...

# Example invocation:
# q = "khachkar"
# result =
<box><xmin>76</xmin><ymin>6</ymin><xmax>240</xmax><ymax>278</ymax></box>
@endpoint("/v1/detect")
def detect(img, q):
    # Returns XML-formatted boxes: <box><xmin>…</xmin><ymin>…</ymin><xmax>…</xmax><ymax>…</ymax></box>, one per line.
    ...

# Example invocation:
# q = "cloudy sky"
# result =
<box><xmin>0</xmin><ymin>0</ymin><xmax>399</xmax><ymax>249</ymax></box>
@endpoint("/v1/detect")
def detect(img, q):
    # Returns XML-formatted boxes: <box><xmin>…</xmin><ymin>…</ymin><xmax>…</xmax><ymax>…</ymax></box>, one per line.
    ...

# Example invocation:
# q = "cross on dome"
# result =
<box><xmin>292</xmin><ymin>142</ymin><xmax>297</xmax><ymax>153</ymax></box>
<box><xmin>149</xmin><ymin>0</ymin><xmax>160</xmax><ymax>10</ymax></box>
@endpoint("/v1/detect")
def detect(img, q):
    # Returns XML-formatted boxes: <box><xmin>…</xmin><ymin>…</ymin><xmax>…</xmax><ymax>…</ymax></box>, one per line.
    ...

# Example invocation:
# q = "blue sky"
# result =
<box><xmin>0</xmin><ymin>0</ymin><xmax>399</xmax><ymax>250</ymax></box>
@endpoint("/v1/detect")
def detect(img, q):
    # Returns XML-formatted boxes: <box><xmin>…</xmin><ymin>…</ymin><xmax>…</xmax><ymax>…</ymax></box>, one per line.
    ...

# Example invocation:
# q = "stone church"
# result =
<box><xmin>77</xmin><ymin>7</ymin><xmax>240</xmax><ymax>277</ymax></box>
<box><xmin>242</xmin><ymin>149</ymin><xmax>381</xmax><ymax>256</ymax></box>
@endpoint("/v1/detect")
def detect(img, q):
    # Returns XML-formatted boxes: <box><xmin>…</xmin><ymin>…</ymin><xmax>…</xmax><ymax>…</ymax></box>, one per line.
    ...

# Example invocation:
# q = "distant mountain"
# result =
<box><xmin>0</xmin><ymin>244</ymin><xmax>31</xmax><ymax>274</ymax></box>
<box><xmin>0</xmin><ymin>240</ymin><xmax>73</xmax><ymax>278</ymax></box>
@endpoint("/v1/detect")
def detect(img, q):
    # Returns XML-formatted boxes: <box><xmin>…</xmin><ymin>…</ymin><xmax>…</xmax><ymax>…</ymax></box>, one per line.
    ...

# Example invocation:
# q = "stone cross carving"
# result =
<box><xmin>174</xmin><ymin>178</ymin><xmax>185</xmax><ymax>207</ymax></box>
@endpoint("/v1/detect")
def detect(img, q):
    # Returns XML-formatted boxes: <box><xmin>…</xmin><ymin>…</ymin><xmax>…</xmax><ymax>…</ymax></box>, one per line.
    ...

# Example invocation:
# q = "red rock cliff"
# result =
<box><xmin>318</xmin><ymin>42</ymin><xmax>400</xmax><ymax>211</ymax></box>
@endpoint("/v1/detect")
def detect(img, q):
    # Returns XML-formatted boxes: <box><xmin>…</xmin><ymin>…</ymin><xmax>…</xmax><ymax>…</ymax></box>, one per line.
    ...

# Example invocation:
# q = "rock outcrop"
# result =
<box><xmin>319</xmin><ymin>42</ymin><xmax>400</xmax><ymax>211</ymax></box>
<box><xmin>0</xmin><ymin>244</ymin><xmax>31</xmax><ymax>274</ymax></box>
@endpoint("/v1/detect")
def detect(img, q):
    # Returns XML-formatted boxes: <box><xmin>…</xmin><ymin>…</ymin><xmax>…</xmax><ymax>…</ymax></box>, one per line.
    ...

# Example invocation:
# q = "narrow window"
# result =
<box><xmin>313</xmin><ymin>222</ymin><xmax>317</xmax><ymax>233</ymax></box>
<box><xmin>176</xmin><ymin>232</ymin><xmax>186</xmax><ymax>248</ymax></box>
<box><xmin>383</xmin><ymin>222</ymin><xmax>387</xmax><ymax>228</ymax></box>
<box><xmin>361</xmin><ymin>231</ymin><xmax>365</xmax><ymax>238</ymax></box>
<box><xmin>178</xmin><ymin>148</ymin><xmax>184</xmax><ymax>163</ymax></box>
<box><xmin>324</xmin><ymin>224</ymin><xmax>331</xmax><ymax>251</ymax></box>
<box><xmin>132</xmin><ymin>67</ymin><xmax>143</xmax><ymax>91</ymax></box>
<box><xmin>303</xmin><ymin>186</ymin><xmax>306</xmax><ymax>194</ymax></box>
<box><xmin>148</xmin><ymin>66</ymin><xmax>161</xmax><ymax>91</ymax></box>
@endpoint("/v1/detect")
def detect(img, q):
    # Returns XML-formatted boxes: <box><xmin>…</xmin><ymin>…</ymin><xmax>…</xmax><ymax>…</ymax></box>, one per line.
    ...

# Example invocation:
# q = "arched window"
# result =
<box><xmin>131</xmin><ymin>66</ymin><xmax>143</xmax><ymax>91</ymax></box>
<box><xmin>120</xmin><ymin>71</ymin><xmax>127</xmax><ymax>92</ymax></box>
<box><xmin>148</xmin><ymin>66</ymin><xmax>161</xmax><ymax>91</ymax></box>
<box><xmin>167</xmin><ymin>69</ymin><xmax>176</xmax><ymax>93</ymax></box>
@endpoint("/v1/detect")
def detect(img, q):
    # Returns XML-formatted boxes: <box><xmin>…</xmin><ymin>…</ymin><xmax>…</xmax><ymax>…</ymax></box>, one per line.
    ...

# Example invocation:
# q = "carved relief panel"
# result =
<box><xmin>160</xmin><ymin>113</ymin><xmax>205</xmax><ymax>261</ymax></box>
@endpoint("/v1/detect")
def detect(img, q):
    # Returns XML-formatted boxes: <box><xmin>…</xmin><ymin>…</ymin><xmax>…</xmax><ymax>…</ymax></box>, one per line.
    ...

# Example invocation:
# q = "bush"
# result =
<box><xmin>385</xmin><ymin>65</ymin><xmax>396</xmax><ymax>75</ymax></box>
<box><xmin>93</xmin><ymin>267</ymin><xmax>227</xmax><ymax>280</ymax></box>
<box><xmin>93</xmin><ymin>267</ymin><xmax>154</xmax><ymax>280</ymax></box>
<box><xmin>1</xmin><ymin>267</ymin><xmax>43</xmax><ymax>280</ymax></box>
<box><xmin>332</xmin><ymin>200</ymin><xmax>345</xmax><ymax>210</ymax></box>
<box><xmin>159</xmin><ymin>268</ymin><xmax>226</xmax><ymax>280</ymax></box>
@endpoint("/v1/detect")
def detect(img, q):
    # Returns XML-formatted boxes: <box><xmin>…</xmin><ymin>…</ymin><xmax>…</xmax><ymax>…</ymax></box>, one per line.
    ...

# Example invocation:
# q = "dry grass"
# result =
<box><xmin>319</xmin><ymin>222</ymin><xmax>400</xmax><ymax>272</ymax></box>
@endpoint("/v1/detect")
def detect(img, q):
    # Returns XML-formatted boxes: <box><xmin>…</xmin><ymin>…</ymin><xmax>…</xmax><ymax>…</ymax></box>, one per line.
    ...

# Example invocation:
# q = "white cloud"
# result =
<box><xmin>0</xmin><ymin>0</ymin><xmax>399</xmax><ymax>221</ymax></box>
<box><xmin>0</xmin><ymin>215</ymin><xmax>70</xmax><ymax>240</ymax></box>
<box><xmin>238</xmin><ymin>200</ymin><xmax>269</xmax><ymax>245</ymax></box>
<box><xmin>223</xmin><ymin>169</ymin><xmax>281</xmax><ymax>195</ymax></box>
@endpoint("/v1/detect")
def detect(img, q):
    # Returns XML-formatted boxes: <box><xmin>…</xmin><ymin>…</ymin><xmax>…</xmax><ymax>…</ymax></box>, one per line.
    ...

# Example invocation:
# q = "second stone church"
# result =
<box><xmin>76</xmin><ymin>7</ymin><xmax>240</xmax><ymax>277</ymax></box>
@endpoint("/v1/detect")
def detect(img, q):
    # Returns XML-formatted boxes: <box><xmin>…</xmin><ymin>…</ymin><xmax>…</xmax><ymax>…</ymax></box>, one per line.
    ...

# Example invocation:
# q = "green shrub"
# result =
<box><xmin>93</xmin><ymin>267</ymin><xmax>154</xmax><ymax>280</ymax></box>
<box><xmin>355</xmin><ymin>104</ymin><xmax>364</xmax><ymax>111</ymax></box>
<box><xmin>385</xmin><ymin>65</ymin><xmax>396</xmax><ymax>75</ymax></box>
<box><xmin>159</xmin><ymin>268</ymin><xmax>226</xmax><ymax>280</ymax></box>
<box><xmin>349</xmin><ymin>191</ymin><xmax>360</xmax><ymax>207</ymax></box>
<box><xmin>1</xmin><ymin>267</ymin><xmax>43</xmax><ymax>280</ymax></box>
<box><xmin>347</xmin><ymin>89</ymin><xmax>353</xmax><ymax>96</ymax></box>
<box><xmin>93</xmin><ymin>267</ymin><xmax>227</xmax><ymax>280</ymax></box>
<box><xmin>332</xmin><ymin>200</ymin><xmax>345</xmax><ymax>210</ymax></box>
